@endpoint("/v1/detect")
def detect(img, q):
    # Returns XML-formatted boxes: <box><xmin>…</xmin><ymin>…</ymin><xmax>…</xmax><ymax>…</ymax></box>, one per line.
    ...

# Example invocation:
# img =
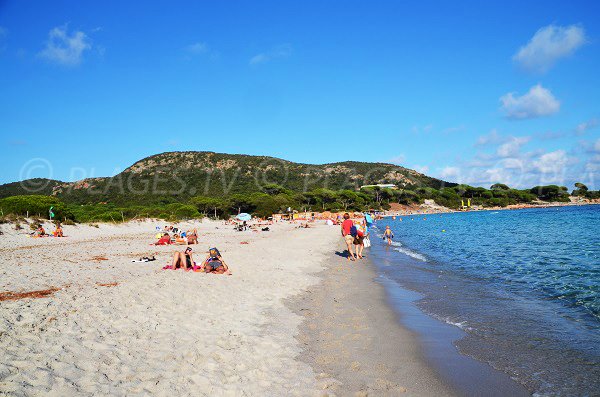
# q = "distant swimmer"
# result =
<box><xmin>383</xmin><ymin>226</ymin><xmax>394</xmax><ymax>246</ymax></box>
<box><xmin>392</xmin><ymin>216</ymin><xmax>396</xmax><ymax>220</ymax></box>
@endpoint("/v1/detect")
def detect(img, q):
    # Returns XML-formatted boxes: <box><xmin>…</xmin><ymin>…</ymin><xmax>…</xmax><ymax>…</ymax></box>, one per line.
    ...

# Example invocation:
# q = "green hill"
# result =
<box><xmin>4</xmin><ymin>151</ymin><xmax>586</xmax><ymax>223</ymax></box>
<box><xmin>1</xmin><ymin>151</ymin><xmax>455</xmax><ymax>205</ymax></box>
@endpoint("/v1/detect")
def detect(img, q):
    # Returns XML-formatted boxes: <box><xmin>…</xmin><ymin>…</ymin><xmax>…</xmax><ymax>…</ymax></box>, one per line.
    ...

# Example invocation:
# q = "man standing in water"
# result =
<box><xmin>341</xmin><ymin>213</ymin><xmax>356</xmax><ymax>260</ymax></box>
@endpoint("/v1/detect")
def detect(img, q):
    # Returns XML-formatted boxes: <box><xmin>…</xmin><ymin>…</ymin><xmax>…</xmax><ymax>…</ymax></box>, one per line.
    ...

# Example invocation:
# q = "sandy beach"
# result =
<box><xmin>0</xmin><ymin>219</ymin><xmax>466</xmax><ymax>396</ymax></box>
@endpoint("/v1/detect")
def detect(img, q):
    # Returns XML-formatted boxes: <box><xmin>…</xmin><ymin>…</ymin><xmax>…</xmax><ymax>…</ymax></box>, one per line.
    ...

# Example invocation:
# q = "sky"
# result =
<box><xmin>1</xmin><ymin>0</ymin><xmax>599</xmax><ymax>189</ymax></box>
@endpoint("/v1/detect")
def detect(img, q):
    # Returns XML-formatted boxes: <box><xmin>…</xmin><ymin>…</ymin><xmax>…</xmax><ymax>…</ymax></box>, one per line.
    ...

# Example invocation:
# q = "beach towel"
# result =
<box><xmin>155</xmin><ymin>236</ymin><xmax>172</xmax><ymax>245</ymax></box>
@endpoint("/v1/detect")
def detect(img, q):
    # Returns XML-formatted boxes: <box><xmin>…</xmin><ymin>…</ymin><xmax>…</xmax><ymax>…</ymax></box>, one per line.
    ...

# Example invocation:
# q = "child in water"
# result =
<box><xmin>383</xmin><ymin>226</ymin><xmax>394</xmax><ymax>245</ymax></box>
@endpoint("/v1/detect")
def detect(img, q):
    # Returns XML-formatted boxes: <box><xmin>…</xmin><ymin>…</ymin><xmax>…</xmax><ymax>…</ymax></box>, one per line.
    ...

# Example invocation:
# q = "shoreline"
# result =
<box><xmin>374</xmin><ymin>275</ymin><xmax>531</xmax><ymax>397</ymax></box>
<box><xmin>380</xmin><ymin>200</ymin><xmax>599</xmax><ymax>217</ymax></box>
<box><xmin>0</xmin><ymin>219</ymin><xmax>536</xmax><ymax>395</ymax></box>
<box><xmin>291</xmin><ymin>237</ymin><xmax>532</xmax><ymax>396</ymax></box>
<box><xmin>290</xmin><ymin>243</ymin><xmax>458</xmax><ymax>396</ymax></box>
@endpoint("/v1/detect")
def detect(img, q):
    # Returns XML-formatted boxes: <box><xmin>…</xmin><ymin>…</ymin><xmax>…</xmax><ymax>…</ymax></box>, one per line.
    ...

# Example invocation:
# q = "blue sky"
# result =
<box><xmin>1</xmin><ymin>0</ymin><xmax>599</xmax><ymax>189</ymax></box>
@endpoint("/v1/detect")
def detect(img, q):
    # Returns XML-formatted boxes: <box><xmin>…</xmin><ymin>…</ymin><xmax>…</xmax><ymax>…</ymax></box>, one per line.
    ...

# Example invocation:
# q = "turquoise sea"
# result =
<box><xmin>371</xmin><ymin>205</ymin><xmax>599</xmax><ymax>396</ymax></box>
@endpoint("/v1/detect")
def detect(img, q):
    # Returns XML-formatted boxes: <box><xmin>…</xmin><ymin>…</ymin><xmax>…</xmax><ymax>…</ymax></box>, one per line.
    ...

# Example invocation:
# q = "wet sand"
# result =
<box><xmin>292</xmin><ymin>241</ymin><xmax>531</xmax><ymax>396</ymax></box>
<box><xmin>291</xmin><ymin>251</ymin><xmax>458</xmax><ymax>396</ymax></box>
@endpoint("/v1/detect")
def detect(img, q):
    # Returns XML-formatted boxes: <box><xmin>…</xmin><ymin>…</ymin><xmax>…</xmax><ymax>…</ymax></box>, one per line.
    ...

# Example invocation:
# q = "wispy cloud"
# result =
<box><xmin>500</xmin><ymin>84</ymin><xmax>560</xmax><ymax>120</ymax></box>
<box><xmin>388</xmin><ymin>154</ymin><xmax>406</xmax><ymax>165</ymax></box>
<box><xmin>249</xmin><ymin>44</ymin><xmax>292</xmax><ymax>66</ymax></box>
<box><xmin>497</xmin><ymin>136</ymin><xmax>531</xmax><ymax>158</ymax></box>
<box><xmin>575</xmin><ymin>118</ymin><xmax>598</xmax><ymax>135</ymax></box>
<box><xmin>440</xmin><ymin>166</ymin><xmax>461</xmax><ymax>179</ymax></box>
<box><xmin>434</xmin><ymin>131</ymin><xmax>596</xmax><ymax>189</ymax></box>
<box><xmin>476</xmin><ymin>129</ymin><xmax>502</xmax><ymax>146</ymax></box>
<box><xmin>185</xmin><ymin>42</ymin><xmax>208</xmax><ymax>55</ymax></box>
<box><xmin>411</xmin><ymin>124</ymin><xmax>433</xmax><ymax>134</ymax></box>
<box><xmin>442</xmin><ymin>125</ymin><xmax>465</xmax><ymax>134</ymax></box>
<box><xmin>533</xmin><ymin>150</ymin><xmax>568</xmax><ymax>174</ymax></box>
<box><xmin>513</xmin><ymin>24</ymin><xmax>586</xmax><ymax>73</ymax></box>
<box><xmin>38</xmin><ymin>25</ymin><xmax>92</xmax><ymax>66</ymax></box>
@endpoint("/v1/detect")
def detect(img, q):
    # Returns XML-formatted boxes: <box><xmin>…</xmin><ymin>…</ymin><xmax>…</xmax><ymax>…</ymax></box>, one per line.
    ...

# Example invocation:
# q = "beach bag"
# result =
<box><xmin>350</xmin><ymin>225</ymin><xmax>358</xmax><ymax>237</ymax></box>
<box><xmin>364</xmin><ymin>236</ymin><xmax>371</xmax><ymax>248</ymax></box>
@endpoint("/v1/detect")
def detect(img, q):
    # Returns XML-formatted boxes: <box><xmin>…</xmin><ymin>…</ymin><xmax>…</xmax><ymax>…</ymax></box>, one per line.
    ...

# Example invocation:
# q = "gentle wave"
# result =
<box><xmin>373</xmin><ymin>206</ymin><xmax>600</xmax><ymax>396</ymax></box>
<box><xmin>373</xmin><ymin>229</ymin><xmax>428</xmax><ymax>262</ymax></box>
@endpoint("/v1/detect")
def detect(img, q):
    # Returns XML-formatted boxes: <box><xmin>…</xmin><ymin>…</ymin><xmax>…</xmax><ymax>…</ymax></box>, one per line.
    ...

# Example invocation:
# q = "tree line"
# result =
<box><xmin>0</xmin><ymin>182</ymin><xmax>597</xmax><ymax>224</ymax></box>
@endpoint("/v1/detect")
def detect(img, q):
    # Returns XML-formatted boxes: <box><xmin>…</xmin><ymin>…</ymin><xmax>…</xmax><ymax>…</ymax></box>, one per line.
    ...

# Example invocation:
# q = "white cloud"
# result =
<box><xmin>434</xmin><ymin>131</ymin><xmax>592</xmax><ymax>188</ymax></box>
<box><xmin>533</xmin><ymin>150</ymin><xmax>568</xmax><ymax>174</ymax></box>
<box><xmin>497</xmin><ymin>136</ymin><xmax>531</xmax><ymax>157</ymax></box>
<box><xmin>513</xmin><ymin>24</ymin><xmax>586</xmax><ymax>73</ymax></box>
<box><xmin>500</xmin><ymin>84</ymin><xmax>560</xmax><ymax>120</ymax></box>
<box><xmin>575</xmin><ymin>118</ymin><xmax>598</xmax><ymax>135</ymax></box>
<box><xmin>476</xmin><ymin>129</ymin><xmax>502</xmax><ymax>146</ymax></box>
<box><xmin>38</xmin><ymin>25</ymin><xmax>91</xmax><ymax>66</ymax></box>
<box><xmin>249</xmin><ymin>53</ymin><xmax>268</xmax><ymax>65</ymax></box>
<box><xmin>249</xmin><ymin>44</ymin><xmax>292</xmax><ymax>66</ymax></box>
<box><xmin>440</xmin><ymin>166</ymin><xmax>460</xmax><ymax>179</ymax></box>
<box><xmin>186</xmin><ymin>42</ymin><xmax>208</xmax><ymax>54</ymax></box>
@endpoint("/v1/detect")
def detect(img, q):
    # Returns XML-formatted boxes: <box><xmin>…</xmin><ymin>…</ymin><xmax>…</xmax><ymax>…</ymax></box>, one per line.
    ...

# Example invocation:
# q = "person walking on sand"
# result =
<box><xmin>341</xmin><ymin>213</ymin><xmax>356</xmax><ymax>260</ymax></box>
<box><xmin>353</xmin><ymin>220</ymin><xmax>365</xmax><ymax>259</ymax></box>
<box><xmin>383</xmin><ymin>225</ymin><xmax>394</xmax><ymax>246</ymax></box>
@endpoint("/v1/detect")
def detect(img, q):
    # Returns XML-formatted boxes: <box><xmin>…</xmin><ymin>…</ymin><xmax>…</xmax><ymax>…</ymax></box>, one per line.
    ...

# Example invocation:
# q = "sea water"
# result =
<box><xmin>370</xmin><ymin>205</ymin><xmax>600</xmax><ymax>396</ymax></box>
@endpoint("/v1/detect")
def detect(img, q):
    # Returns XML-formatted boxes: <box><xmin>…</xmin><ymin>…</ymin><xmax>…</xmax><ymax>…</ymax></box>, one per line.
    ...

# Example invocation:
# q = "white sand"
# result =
<box><xmin>0</xmin><ymin>220</ymin><xmax>339</xmax><ymax>395</ymax></box>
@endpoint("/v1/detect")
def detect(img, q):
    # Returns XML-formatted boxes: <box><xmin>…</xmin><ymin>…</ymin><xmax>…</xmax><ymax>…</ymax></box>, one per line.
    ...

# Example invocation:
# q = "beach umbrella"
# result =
<box><xmin>236</xmin><ymin>213</ymin><xmax>252</xmax><ymax>221</ymax></box>
<box><xmin>364</xmin><ymin>213</ymin><xmax>374</xmax><ymax>225</ymax></box>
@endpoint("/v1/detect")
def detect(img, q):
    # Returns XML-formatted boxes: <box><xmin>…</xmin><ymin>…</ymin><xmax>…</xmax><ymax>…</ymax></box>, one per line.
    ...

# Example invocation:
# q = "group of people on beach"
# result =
<box><xmin>340</xmin><ymin>213</ymin><xmax>371</xmax><ymax>260</ymax></box>
<box><xmin>30</xmin><ymin>223</ymin><xmax>63</xmax><ymax>238</ymax></box>
<box><xmin>153</xmin><ymin>227</ymin><xmax>198</xmax><ymax>245</ymax></box>
<box><xmin>167</xmin><ymin>246</ymin><xmax>231</xmax><ymax>275</ymax></box>
<box><xmin>153</xmin><ymin>224</ymin><xmax>231</xmax><ymax>275</ymax></box>
<box><xmin>340</xmin><ymin>213</ymin><xmax>396</xmax><ymax>259</ymax></box>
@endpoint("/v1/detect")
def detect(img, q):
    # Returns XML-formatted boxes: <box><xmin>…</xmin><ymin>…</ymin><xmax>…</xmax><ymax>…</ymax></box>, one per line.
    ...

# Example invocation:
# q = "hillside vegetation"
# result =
<box><xmin>1</xmin><ymin>151</ymin><xmax>597</xmax><ymax>223</ymax></box>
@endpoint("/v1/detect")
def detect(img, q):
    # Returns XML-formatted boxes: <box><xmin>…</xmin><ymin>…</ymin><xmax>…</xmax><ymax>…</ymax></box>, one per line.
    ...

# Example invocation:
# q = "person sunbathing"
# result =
<box><xmin>53</xmin><ymin>224</ymin><xmax>63</xmax><ymax>237</ymax></box>
<box><xmin>174</xmin><ymin>233</ymin><xmax>187</xmax><ymax>245</ymax></box>
<box><xmin>154</xmin><ymin>233</ymin><xmax>172</xmax><ymax>245</ymax></box>
<box><xmin>31</xmin><ymin>225</ymin><xmax>46</xmax><ymax>237</ymax></box>
<box><xmin>170</xmin><ymin>247</ymin><xmax>194</xmax><ymax>270</ymax></box>
<box><xmin>201</xmin><ymin>248</ymin><xmax>231</xmax><ymax>275</ymax></box>
<box><xmin>186</xmin><ymin>228</ymin><xmax>198</xmax><ymax>244</ymax></box>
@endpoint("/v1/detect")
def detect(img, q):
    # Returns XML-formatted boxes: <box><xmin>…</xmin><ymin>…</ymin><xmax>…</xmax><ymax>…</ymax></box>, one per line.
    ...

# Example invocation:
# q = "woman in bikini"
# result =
<box><xmin>170</xmin><ymin>247</ymin><xmax>195</xmax><ymax>270</ymax></box>
<box><xmin>202</xmin><ymin>248</ymin><xmax>231</xmax><ymax>275</ymax></box>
